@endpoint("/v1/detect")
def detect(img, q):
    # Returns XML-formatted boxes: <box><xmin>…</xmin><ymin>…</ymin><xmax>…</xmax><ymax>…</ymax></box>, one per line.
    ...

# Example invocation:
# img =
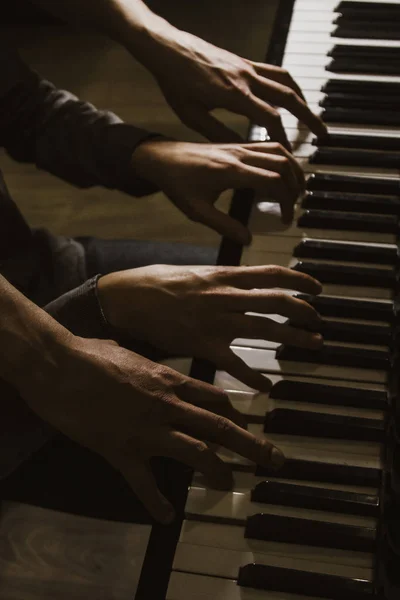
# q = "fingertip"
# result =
<box><xmin>158</xmin><ymin>503</ymin><xmax>176</xmax><ymax>525</ymax></box>
<box><xmin>270</xmin><ymin>447</ymin><xmax>285</xmax><ymax>470</ymax></box>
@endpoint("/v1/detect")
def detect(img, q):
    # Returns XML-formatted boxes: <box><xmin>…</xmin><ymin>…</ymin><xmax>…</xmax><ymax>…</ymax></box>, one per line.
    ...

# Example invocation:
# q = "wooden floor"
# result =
<box><xmin>0</xmin><ymin>1</ymin><xmax>278</xmax><ymax>597</ymax></box>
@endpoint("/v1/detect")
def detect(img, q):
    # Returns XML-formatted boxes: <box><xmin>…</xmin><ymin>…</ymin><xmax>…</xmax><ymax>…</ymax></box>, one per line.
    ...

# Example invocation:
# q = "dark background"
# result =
<box><xmin>2</xmin><ymin>1</ymin><xmax>59</xmax><ymax>24</ymax></box>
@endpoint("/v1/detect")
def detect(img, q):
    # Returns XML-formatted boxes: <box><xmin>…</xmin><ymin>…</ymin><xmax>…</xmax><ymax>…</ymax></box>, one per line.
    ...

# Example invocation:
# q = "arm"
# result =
<box><xmin>0</xmin><ymin>273</ymin><xmax>284</xmax><ymax>523</ymax></box>
<box><xmin>29</xmin><ymin>0</ymin><xmax>327</xmax><ymax>146</ymax></box>
<box><xmin>0</xmin><ymin>45</ymin><xmax>158</xmax><ymax>196</ymax></box>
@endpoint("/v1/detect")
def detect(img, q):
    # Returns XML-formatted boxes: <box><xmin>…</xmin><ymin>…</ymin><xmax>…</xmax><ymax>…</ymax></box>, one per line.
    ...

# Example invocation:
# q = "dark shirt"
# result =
<box><xmin>0</xmin><ymin>43</ymin><xmax>158</xmax><ymax>478</ymax></box>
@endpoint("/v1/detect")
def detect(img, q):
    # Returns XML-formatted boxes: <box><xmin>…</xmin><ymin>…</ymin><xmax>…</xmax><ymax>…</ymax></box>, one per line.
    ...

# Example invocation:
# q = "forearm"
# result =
<box><xmin>29</xmin><ymin>0</ymin><xmax>172</xmax><ymax>55</ymax></box>
<box><xmin>0</xmin><ymin>274</ymin><xmax>69</xmax><ymax>391</ymax></box>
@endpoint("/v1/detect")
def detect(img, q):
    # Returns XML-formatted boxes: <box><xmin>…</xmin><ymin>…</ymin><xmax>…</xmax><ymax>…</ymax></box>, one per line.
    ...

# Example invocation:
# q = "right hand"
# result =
<box><xmin>131</xmin><ymin>140</ymin><xmax>305</xmax><ymax>244</ymax></box>
<box><xmin>16</xmin><ymin>335</ymin><xmax>284</xmax><ymax>524</ymax></box>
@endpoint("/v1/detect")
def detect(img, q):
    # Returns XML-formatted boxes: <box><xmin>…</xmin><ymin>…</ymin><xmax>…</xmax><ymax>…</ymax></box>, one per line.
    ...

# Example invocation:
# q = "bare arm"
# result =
<box><xmin>29</xmin><ymin>0</ymin><xmax>327</xmax><ymax>145</ymax></box>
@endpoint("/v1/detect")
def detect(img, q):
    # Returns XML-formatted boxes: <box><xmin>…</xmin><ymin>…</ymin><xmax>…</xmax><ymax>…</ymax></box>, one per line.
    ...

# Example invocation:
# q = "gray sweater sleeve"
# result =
<box><xmin>0</xmin><ymin>44</ymin><xmax>159</xmax><ymax>196</ymax></box>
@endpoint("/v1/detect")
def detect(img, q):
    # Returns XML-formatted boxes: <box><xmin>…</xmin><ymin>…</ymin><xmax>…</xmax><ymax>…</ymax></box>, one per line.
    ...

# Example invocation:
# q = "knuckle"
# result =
<box><xmin>268</xmin><ymin>142</ymin><xmax>285</xmax><ymax>153</ymax></box>
<box><xmin>216</xmin><ymin>415</ymin><xmax>233</xmax><ymax>435</ymax></box>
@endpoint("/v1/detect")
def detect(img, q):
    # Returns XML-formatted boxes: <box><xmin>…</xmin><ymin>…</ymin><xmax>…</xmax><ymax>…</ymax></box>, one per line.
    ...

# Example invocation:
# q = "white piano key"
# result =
<box><xmin>185</xmin><ymin>484</ymin><xmax>377</xmax><ymax>528</ymax></box>
<box><xmin>167</xmin><ymin>571</ymin><xmax>315</xmax><ymax>600</ymax></box>
<box><xmin>179</xmin><ymin>520</ymin><xmax>374</xmax><ymax>569</ymax></box>
<box><xmin>172</xmin><ymin>543</ymin><xmax>374</xmax><ymax>582</ymax></box>
<box><xmin>160</xmin><ymin>357</ymin><xmax>192</xmax><ymax>375</ymax></box>
<box><xmin>287</xmin><ymin>29</ymin><xmax>400</xmax><ymax>47</ymax></box>
<box><xmin>230</xmin><ymin>345</ymin><xmax>387</xmax><ymax>384</ymax></box>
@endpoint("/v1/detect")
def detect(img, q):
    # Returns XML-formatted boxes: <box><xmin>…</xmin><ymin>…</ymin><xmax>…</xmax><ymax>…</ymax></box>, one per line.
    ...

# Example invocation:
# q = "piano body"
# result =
<box><xmin>136</xmin><ymin>1</ymin><xmax>400</xmax><ymax>599</ymax></box>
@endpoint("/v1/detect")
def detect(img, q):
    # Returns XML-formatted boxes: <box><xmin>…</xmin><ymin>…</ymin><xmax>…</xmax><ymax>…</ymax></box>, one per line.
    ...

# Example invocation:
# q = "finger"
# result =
<box><xmin>160</xmin><ymin>430</ymin><xmax>234</xmax><ymax>490</ymax></box>
<box><xmin>232</xmin><ymin>164</ymin><xmax>297</xmax><ymax>222</ymax></box>
<box><xmin>184</xmin><ymin>198</ymin><xmax>252</xmax><ymax>245</ymax></box>
<box><xmin>253</xmin><ymin>62</ymin><xmax>307</xmax><ymax>100</ymax></box>
<box><xmin>242</xmin><ymin>142</ymin><xmax>305</xmax><ymax>188</ymax></box>
<box><xmin>174</xmin><ymin>387</ymin><xmax>285</xmax><ymax>469</ymax></box>
<box><xmin>253</xmin><ymin>76</ymin><xmax>327</xmax><ymax>138</ymax></box>
<box><xmin>241</xmin><ymin>150</ymin><xmax>302</xmax><ymax>202</ymax></box>
<box><xmin>178</xmin><ymin>105</ymin><xmax>244</xmax><ymax>143</ymax></box>
<box><xmin>234</xmin><ymin>94</ymin><xmax>291</xmax><ymax>151</ymax></box>
<box><xmin>113</xmin><ymin>455</ymin><xmax>175</xmax><ymax>525</ymax></box>
<box><xmin>216</xmin><ymin>264</ymin><xmax>323</xmax><ymax>295</ymax></box>
<box><xmin>240</xmin><ymin>315</ymin><xmax>323</xmax><ymax>349</ymax></box>
<box><xmin>230</xmin><ymin>292</ymin><xmax>322</xmax><ymax>323</ymax></box>
<box><xmin>175</xmin><ymin>376</ymin><xmax>248</xmax><ymax>429</ymax></box>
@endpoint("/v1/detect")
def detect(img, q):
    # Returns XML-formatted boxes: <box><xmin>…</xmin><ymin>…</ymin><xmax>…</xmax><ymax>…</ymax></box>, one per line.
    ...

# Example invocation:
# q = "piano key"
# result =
<box><xmin>328</xmin><ymin>60</ymin><xmax>400</xmax><ymax>77</ymax></box>
<box><xmin>328</xmin><ymin>45</ymin><xmax>400</xmax><ymax>58</ymax></box>
<box><xmin>245</xmin><ymin>514</ymin><xmax>375</xmax><ymax>553</ymax></box>
<box><xmin>241</xmin><ymin>249</ymin><xmax>394</xmax><ymax>300</ymax></box>
<box><xmin>293</xmin><ymin>260</ymin><xmax>396</xmax><ymax>288</ymax></box>
<box><xmin>310</xmin><ymin>148</ymin><xmax>400</xmax><ymax>170</ymax></box>
<box><xmin>255</xmin><ymin>458</ymin><xmax>381</xmax><ymax>487</ymax></box>
<box><xmin>294</xmin><ymin>294</ymin><xmax>395</xmax><ymax>322</ymax></box>
<box><xmin>171</xmin><ymin>545</ymin><xmax>374</xmax><ymax>599</ymax></box>
<box><xmin>275</xmin><ymin>344</ymin><xmax>391</xmax><ymax>371</ymax></box>
<box><xmin>321</xmin><ymin>79</ymin><xmax>400</xmax><ymax>96</ymax></box>
<box><xmin>247</xmin><ymin>202</ymin><xmax>396</xmax><ymax>245</ymax></box>
<box><xmin>293</xmin><ymin>239</ymin><xmax>398</xmax><ymax>265</ymax></box>
<box><xmin>322</xmin><ymin>107</ymin><xmax>400</xmax><ymax>127</ymax></box>
<box><xmin>185</xmin><ymin>482</ymin><xmax>378</xmax><ymax>530</ymax></box>
<box><xmin>321</xmin><ymin>95</ymin><xmax>400</xmax><ymax>109</ymax></box>
<box><xmin>333</xmin><ymin>22</ymin><xmax>400</xmax><ymax>41</ymax></box>
<box><xmin>180</xmin><ymin>515</ymin><xmax>376</xmax><ymax>558</ymax></box>
<box><xmin>230</xmin><ymin>345</ymin><xmax>388</xmax><ymax>383</ymax></box>
<box><xmin>307</xmin><ymin>173</ymin><xmax>400</xmax><ymax>195</ymax></box>
<box><xmin>215</xmin><ymin>370</ymin><xmax>388</xmax><ymax>409</ymax></box>
<box><xmin>297</xmin><ymin>210</ymin><xmax>398</xmax><ymax>235</ymax></box>
<box><xmin>227</xmin><ymin>389</ymin><xmax>385</xmax><ymax>424</ymax></box>
<box><xmin>269</xmin><ymin>378</ymin><xmax>388</xmax><ymax>410</ymax></box>
<box><xmin>302</xmin><ymin>191</ymin><xmax>400</xmax><ymax>215</ymax></box>
<box><xmin>238</xmin><ymin>563</ymin><xmax>374</xmax><ymax>600</ymax></box>
<box><xmin>251</xmin><ymin>480</ymin><xmax>380</xmax><ymax>516</ymax></box>
<box><xmin>304</xmin><ymin>318</ymin><xmax>392</xmax><ymax>346</ymax></box>
<box><xmin>264</xmin><ymin>408</ymin><xmax>384</xmax><ymax>442</ymax></box>
<box><xmin>313</xmin><ymin>134</ymin><xmax>400</xmax><ymax>151</ymax></box>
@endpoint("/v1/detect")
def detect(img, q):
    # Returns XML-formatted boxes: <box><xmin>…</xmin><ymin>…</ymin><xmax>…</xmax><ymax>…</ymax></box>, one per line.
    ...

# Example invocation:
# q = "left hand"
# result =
<box><xmin>133</xmin><ymin>27</ymin><xmax>327</xmax><ymax>148</ymax></box>
<box><xmin>98</xmin><ymin>264</ymin><xmax>323</xmax><ymax>391</ymax></box>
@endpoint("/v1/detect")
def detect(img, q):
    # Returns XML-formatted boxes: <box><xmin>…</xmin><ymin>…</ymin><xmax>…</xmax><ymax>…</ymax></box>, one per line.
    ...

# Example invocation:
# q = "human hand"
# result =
<box><xmin>134</xmin><ymin>27</ymin><xmax>326</xmax><ymax>147</ymax></box>
<box><xmin>16</xmin><ymin>335</ymin><xmax>285</xmax><ymax>523</ymax></box>
<box><xmin>98</xmin><ymin>264</ymin><xmax>323</xmax><ymax>392</ymax></box>
<box><xmin>131</xmin><ymin>139</ymin><xmax>305</xmax><ymax>243</ymax></box>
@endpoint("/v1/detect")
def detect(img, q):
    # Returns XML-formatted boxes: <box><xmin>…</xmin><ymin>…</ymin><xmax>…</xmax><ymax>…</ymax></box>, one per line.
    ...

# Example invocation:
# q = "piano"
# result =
<box><xmin>137</xmin><ymin>1</ymin><xmax>400</xmax><ymax>599</ymax></box>
<box><xmin>1</xmin><ymin>1</ymin><xmax>399</xmax><ymax>598</ymax></box>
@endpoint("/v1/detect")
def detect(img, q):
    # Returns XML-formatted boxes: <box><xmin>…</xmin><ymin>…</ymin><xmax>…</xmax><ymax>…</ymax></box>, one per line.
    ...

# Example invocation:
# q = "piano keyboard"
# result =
<box><xmin>164</xmin><ymin>1</ymin><xmax>400</xmax><ymax>599</ymax></box>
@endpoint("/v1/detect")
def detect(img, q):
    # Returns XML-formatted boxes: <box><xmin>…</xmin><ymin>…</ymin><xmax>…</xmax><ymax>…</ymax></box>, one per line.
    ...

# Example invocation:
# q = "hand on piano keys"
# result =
<box><xmin>97</xmin><ymin>263</ymin><xmax>323</xmax><ymax>391</ymax></box>
<box><xmin>132</xmin><ymin>138</ymin><xmax>307</xmax><ymax>244</ymax></box>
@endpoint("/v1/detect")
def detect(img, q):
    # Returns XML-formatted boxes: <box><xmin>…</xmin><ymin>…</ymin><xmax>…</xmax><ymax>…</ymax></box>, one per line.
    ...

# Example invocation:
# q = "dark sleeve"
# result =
<box><xmin>0</xmin><ymin>44</ymin><xmax>159</xmax><ymax>196</ymax></box>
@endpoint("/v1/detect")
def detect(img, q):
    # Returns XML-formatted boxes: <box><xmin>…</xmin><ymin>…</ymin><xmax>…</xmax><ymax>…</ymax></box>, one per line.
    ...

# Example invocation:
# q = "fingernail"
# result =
<box><xmin>161</xmin><ymin>505</ymin><xmax>176</xmax><ymax>525</ymax></box>
<box><xmin>270</xmin><ymin>447</ymin><xmax>285</xmax><ymax>470</ymax></box>
<box><xmin>312</xmin><ymin>333</ymin><xmax>324</xmax><ymax>347</ymax></box>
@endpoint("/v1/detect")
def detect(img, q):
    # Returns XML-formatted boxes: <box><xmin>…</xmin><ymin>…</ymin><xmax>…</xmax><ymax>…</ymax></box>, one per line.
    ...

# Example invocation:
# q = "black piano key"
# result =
<box><xmin>381</xmin><ymin>540</ymin><xmax>400</xmax><ymax>600</ymax></box>
<box><xmin>313</xmin><ymin>134</ymin><xmax>400</xmax><ymax>152</ymax></box>
<box><xmin>336</xmin><ymin>1</ymin><xmax>400</xmax><ymax>16</ymax></box>
<box><xmin>276</xmin><ymin>344</ymin><xmax>390</xmax><ymax>371</ymax></box>
<box><xmin>302</xmin><ymin>191</ymin><xmax>400</xmax><ymax>215</ymax></box>
<box><xmin>293</xmin><ymin>261</ymin><xmax>396</xmax><ymax>288</ymax></box>
<box><xmin>270</xmin><ymin>379</ymin><xmax>388</xmax><ymax>410</ymax></box>
<box><xmin>251</xmin><ymin>480</ymin><xmax>380</xmax><ymax>517</ymax></box>
<box><xmin>256</xmin><ymin>458</ymin><xmax>381</xmax><ymax>486</ymax></box>
<box><xmin>238</xmin><ymin>563</ymin><xmax>375</xmax><ymax>600</ymax></box>
<box><xmin>298</xmin><ymin>210</ymin><xmax>399</xmax><ymax>234</ymax></box>
<box><xmin>264</xmin><ymin>408</ymin><xmax>385</xmax><ymax>442</ymax></box>
<box><xmin>322</xmin><ymin>79</ymin><xmax>400</xmax><ymax>97</ymax></box>
<box><xmin>294</xmin><ymin>293</ymin><xmax>395</xmax><ymax>323</ymax></box>
<box><xmin>329</xmin><ymin>45</ymin><xmax>400</xmax><ymax>59</ymax></box>
<box><xmin>327</xmin><ymin>59</ymin><xmax>400</xmax><ymax>76</ymax></box>
<box><xmin>305</xmin><ymin>318</ymin><xmax>392</xmax><ymax>346</ymax></box>
<box><xmin>244</xmin><ymin>513</ymin><xmax>376</xmax><ymax>553</ymax></box>
<box><xmin>310</xmin><ymin>148</ymin><xmax>400</xmax><ymax>170</ymax></box>
<box><xmin>307</xmin><ymin>173</ymin><xmax>400</xmax><ymax>196</ymax></box>
<box><xmin>322</xmin><ymin>107</ymin><xmax>400</xmax><ymax>127</ymax></box>
<box><xmin>293</xmin><ymin>239</ymin><xmax>398</xmax><ymax>265</ymax></box>
<box><xmin>321</xmin><ymin>94</ymin><xmax>400</xmax><ymax>110</ymax></box>
<box><xmin>333</xmin><ymin>22</ymin><xmax>400</xmax><ymax>40</ymax></box>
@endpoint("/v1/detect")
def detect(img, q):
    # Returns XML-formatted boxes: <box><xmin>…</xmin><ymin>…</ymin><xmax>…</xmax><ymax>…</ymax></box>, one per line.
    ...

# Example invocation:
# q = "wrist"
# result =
<box><xmin>121</xmin><ymin>11</ymin><xmax>179</xmax><ymax>66</ymax></box>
